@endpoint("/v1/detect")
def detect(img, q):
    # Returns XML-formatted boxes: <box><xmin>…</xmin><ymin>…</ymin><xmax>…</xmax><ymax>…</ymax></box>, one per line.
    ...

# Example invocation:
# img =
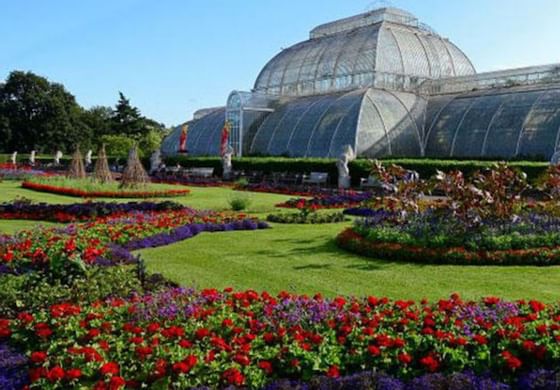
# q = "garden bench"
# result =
<box><xmin>189</xmin><ymin>167</ymin><xmax>214</xmax><ymax>178</ymax></box>
<box><xmin>302</xmin><ymin>172</ymin><xmax>328</xmax><ymax>186</ymax></box>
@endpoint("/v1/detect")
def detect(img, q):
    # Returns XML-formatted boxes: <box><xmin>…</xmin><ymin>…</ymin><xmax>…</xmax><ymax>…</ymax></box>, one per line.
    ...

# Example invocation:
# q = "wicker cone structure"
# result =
<box><xmin>120</xmin><ymin>144</ymin><xmax>149</xmax><ymax>188</ymax></box>
<box><xmin>93</xmin><ymin>144</ymin><xmax>114</xmax><ymax>184</ymax></box>
<box><xmin>67</xmin><ymin>146</ymin><xmax>86</xmax><ymax>179</ymax></box>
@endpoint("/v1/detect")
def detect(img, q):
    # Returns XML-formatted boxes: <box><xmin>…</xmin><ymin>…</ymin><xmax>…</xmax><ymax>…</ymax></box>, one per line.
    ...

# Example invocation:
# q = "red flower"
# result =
<box><xmin>100</xmin><ymin>362</ymin><xmax>120</xmax><ymax>376</ymax></box>
<box><xmin>2</xmin><ymin>250</ymin><xmax>14</xmax><ymax>263</ymax></box>
<box><xmin>258</xmin><ymin>360</ymin><xmax>273</xmax><ymax>375</ymax></box>
<box><xmin>34</xmin><ymin>323</ymin><xmax>52</xmax><ymax>338</ymax></box>
<box><xmin>66</xmin><ymin>368</ymin><xmax>82</xmax><ymax>380</ymax></box>
<box><xmin>47</xmin><ymin>366</ymin><xmax>65</xmax><ymax>382</ymax></box>
<box><xmin>472</xmin><ymin>334</ymin><xmax>488</xmax><ymax>345</ymax></box>
<box><xmin>195</xmin><ymin>327</ymin><xmax>210</xmax><ymax>339</ymax></box>
<box><xmin>109</xmin><ymin>376</ymin><xmax>126</xmax><ymax>390</ymax></box>
<box><xmin>502</xmin><ymin>351</ymin><xmax>522</xmax><ymax>370</ymax></box>
<box><xmin>222</xmin><ymin>368</ymin><xmax>245</xmax><ymax>386</ymax></box>
<box><xmin>234</xmin><ymin>354</ymin><xmax>250</xmax><ymax>366</ymax></box>
<box><xmin>398</xmin><ymin>353</ymin><xmax>412</xmax><ymax>365</ymax></box>
<box><xmin>420</xmin><ymin>355</ymin><xmax>440</xmax><ymax>372</ymax></box>
<box><xmin>368</xmin><ymin>345</ymin><xmax>381</xmax><ymax>356</ymax></box>
<box><xmin>327</xmin><ymin>365</ymin><xmax>340</xmax><ymax>378</ymax></box>
<box><xmin>30</xmin><ymin>351</ymin><xmax>47</xmax><ymax>364</ymax></box>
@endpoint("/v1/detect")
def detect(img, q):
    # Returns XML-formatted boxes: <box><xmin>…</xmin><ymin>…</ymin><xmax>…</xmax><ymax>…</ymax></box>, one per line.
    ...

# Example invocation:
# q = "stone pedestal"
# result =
<box><xmin>339</xmin><ymin>175</ymin><xmax>351</xmax><ymax>189</ymax></box>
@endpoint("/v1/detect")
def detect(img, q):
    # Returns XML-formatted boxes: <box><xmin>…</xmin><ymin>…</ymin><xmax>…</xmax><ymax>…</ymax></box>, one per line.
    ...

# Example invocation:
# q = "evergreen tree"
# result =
<box><xmin>111</xmin><ymin>92</ymin><xmax>148</xmax><ymax>140</ymax></box>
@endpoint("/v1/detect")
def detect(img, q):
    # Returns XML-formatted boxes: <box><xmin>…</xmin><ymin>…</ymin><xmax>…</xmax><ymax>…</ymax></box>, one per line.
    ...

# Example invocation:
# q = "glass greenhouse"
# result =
<box><xmin>162</xmin><ymin>7</ymin><xmax>560</xmax><ymax>160</ymax></box>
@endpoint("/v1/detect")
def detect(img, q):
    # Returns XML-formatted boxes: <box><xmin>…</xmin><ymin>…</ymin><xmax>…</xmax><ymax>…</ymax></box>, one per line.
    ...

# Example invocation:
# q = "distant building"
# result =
<box><xmin>162</xmin><ymin>7</ymin><xmax>560</xmax><ymax>160</ymax></box>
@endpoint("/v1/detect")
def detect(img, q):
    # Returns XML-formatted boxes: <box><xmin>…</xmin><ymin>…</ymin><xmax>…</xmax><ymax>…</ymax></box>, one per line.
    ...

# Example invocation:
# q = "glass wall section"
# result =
<box><xmin>425</xmin><ymin>84</ymin><xmax>560</xmax><ymax>159</ymax></box>
<box><xmin>161</xmin><ymin>108</ymin><xmax>225</xmax><ymax>156</ymax></box>
<box><xmin>482</xmin><ymin>91</ymin><xmax>540</xmax><ymax>158</ymax></box>
<box><xmin>517</xmin><ymin>89</ymin><xmax>560</xmax><ymax>158</ymax></box>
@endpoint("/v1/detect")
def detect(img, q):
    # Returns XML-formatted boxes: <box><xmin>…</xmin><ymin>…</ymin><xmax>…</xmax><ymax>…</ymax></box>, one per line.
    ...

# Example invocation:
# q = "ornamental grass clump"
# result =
<box><xmin>120</xmin><ymin>145</ymin><xmax>149</xmax><ymax>189</ymax></box>
<box><xmin>67</xmin><ymin>146</ymin><xmax>86</xmax><ymax>180</ymax></box>
<box><xmin>93</xmin><ymin>144</ymin><xmax>113</xmax><ymax>184</ymax></box>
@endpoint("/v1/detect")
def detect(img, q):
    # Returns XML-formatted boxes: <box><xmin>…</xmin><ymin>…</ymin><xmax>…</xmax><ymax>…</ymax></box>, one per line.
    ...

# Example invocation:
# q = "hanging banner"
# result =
<box><xmin>220</xmin><ymin>120</ymin><xmax>231</xmax><ymax>156</ymax></box>
<box><xmin>179</xmin><ymin>124</ymin><xmax>188</xmax><ymax>153</ymax></box>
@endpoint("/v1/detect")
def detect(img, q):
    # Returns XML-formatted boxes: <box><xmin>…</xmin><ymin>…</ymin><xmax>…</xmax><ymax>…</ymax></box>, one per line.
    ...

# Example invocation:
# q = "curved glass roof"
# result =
<box><xmin>161</xmin><ymin>108</ymin><xmax>225</xmax><ymax>156</ymax></box>
<box><xmin>424</xmin><ymin>84</ymin><xmax>560</xmax><ymax>159</ymax></box>
<box><xmin>254</xmin><ymin>8</ymin><xmax>475</xmax><ymax>97</ymax></box>
<box><xmin>249</xmin><ymin>88</ymin><xmax>425</xmax><ymax>158</ymax></box>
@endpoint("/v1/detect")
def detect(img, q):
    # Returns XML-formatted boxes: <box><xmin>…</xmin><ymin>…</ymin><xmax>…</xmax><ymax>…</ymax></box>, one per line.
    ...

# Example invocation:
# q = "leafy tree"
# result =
<box><xmin>100</xmin><ymin>134</ymin><xmax>135</xmax><ymax>158</ymax></box>
<box><xmin>81</xmin><ymin>106</ymin><xmax>113</xmax><ymax>139</ymax></box>
<box><xmin>110</xmin><ymin>92</ymin><xmax>148</xmax><ymax>139</ymax></box>
<box><xmin>0</xmin><ymin>71</ymin><xmax>89</xmax><ymax>153</ymax></box>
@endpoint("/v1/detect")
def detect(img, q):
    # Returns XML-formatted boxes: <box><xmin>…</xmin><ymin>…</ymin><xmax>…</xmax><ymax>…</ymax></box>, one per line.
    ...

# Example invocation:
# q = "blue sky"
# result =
<box><xmin>1</xmin><ymin>0</ymin><xmax>559</xmax><ymax>126</ymax></box>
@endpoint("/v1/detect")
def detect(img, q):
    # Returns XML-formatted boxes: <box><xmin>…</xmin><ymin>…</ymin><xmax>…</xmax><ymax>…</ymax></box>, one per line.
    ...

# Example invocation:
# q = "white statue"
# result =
<box><xmin>85</xmin><ymin>150</ymin><xmax>93</xmax><ymax>167</ymax></box>
<box><xmin>551</xmin><ymin>150</ymin><xmax>560</xmax><ymax>165</ymax></box>
<box><xmin>336</xmin><ymin>144</ymin><xmax>356</xmax><ymax>189</ymax></box>
<box><xmin>54</xmin><ymin>150</ymin><xmax>63</xmax><ymax>165</ymax></box>
<box><xmin>149</xmin><ymin>149</ymin><xmax>162</xmax><ymax>174</ymax></box>
<box><xmin>10</xmin><ymin>151</ymin><xmax>17</xmax><ymax>166</ymax></box>
<box><xmin>222</xmin><ymin>144</ymin><xmax>234</xmax><ymax>179</ymax></box>
<box><xmin>29</xmin><ymin>150</ymin><xmax>36</xmax><ymax>166</ymax></box>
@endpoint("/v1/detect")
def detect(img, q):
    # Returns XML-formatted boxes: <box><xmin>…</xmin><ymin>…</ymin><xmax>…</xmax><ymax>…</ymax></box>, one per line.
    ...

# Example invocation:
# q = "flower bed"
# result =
<box><xmin>277</xmin><ymin>191</ymin><xmax>373</xmax><ymax>209</ymax></box>
<box><xmin>22</xmin><ymin>180</ymin><xmax>190</xmax><ymax>198</ymax></box>
<box><xmin>267</xmin><ymin>211</ymin><xmax>346</xmax><ymax>224</ymax></box>
<box><xmin>236</xmin><ymin>183</ymin><xmax>333</xmax><ymax>197</ymax></box>
<box><xmin>337</xmin><ymin>228</ymin><xmax>560</xmax><ymax>266</ymax></box>
<box><xmin>0</xmin><ymin>201</ymin><xmax>183</xmax><ymax>222</ymax></box>
<box><xmin>0</xmin><ymin>209</ymin><xmax>267</xmax><ymax>276</ymax></box>
<box><xmin>337</xmin><ymin>207</ymin><xmax>560</xmax><ymax>265</ymax></box>
<box><xmin>0</xmin><ymin>163</ymin><xmax>52</xmax><ymax>181</ymax></box>
<box><xmin>2</xmin><ymin>289</ymin><xmax>560</xmax><ymax>388</ymax></box>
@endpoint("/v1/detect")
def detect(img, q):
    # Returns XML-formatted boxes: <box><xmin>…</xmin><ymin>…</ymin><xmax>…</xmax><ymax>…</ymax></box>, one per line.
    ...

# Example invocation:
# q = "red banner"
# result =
<box><xmin>220</xmin><ymin>121</ymin><xmax>231</xmax><ymax>155</ymax></box>
<box><xmin>179</xmin><ymin>124</ymin><xmax>188</xmax><ymax>152</ymax></box>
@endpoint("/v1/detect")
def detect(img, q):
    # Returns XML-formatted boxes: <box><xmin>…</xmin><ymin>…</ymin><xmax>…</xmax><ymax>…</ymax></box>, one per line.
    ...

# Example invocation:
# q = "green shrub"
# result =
<box><xmin>0</xmin><ymin>266</ymin><xmax>141</xmax><ymax>317</ymax></box>
<box><xmin>228</xmin><ymin>193</ymin><xmax>252</xmax><ymax>211</ymax></box>
<box><xmin>163</xmin><ymin>156</ymin><xmax>549</xmax><ymax>185</ymax></box>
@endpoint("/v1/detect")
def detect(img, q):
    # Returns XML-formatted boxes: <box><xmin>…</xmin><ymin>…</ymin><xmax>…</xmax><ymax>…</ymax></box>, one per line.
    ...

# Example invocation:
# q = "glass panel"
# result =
<box><xmin>517</xmin><ymin>89</ymin><xmax>560</xmax><ymax>159</ymax></box>
<box><xmin>307</xmin><ymin>91</ymin><xmax>363</xmax><ymax>157</ymax></box>
<box><xmin>484</xmin><ymin>91</ymin><xmax>541</xmax><ymax>158</ymax></box>
<box><xmin>357</xmin><ymin>93</ymin><xmax>389</xmax><ymax>157</ymax></box>
<box><xmin>287</xmin><ymin>95</ymin><xmax>337</xmax><ymax>156</ymax></box>
<box><xmin>450</xmin><ymin>95</ymin><xmax>503</xmax><ymax>158</ymax></box>
<box><xmin>425</xmin><ymin>98</ymin><xmax>473</xmax><ymax>156</ymax></box>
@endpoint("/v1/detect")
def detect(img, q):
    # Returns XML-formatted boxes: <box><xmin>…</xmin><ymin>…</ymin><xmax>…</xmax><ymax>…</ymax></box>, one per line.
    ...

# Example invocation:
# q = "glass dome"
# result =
<box><xmin>254</xmin><ymin>7</ymin><xmax>475</xmax><ymax>97</ymax></box>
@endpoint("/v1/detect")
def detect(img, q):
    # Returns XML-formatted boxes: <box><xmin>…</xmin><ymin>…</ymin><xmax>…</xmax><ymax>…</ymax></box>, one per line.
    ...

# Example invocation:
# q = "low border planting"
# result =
<box><xmin>21</xmin><ymin>180</ymin><xmax>190</xmax><ymax>198</ymax></box>
<box><xmin>336</xmin><ymin>228</ymin><xmax>560</xmax><ymax>266</ymax></box>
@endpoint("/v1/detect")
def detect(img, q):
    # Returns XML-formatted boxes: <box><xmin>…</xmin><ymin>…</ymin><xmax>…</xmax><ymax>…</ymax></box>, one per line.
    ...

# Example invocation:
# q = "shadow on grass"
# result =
<box><xmin>293</xmin><ymin>263</ymin><xmax>333</xmax><ymax>270</ymax></box>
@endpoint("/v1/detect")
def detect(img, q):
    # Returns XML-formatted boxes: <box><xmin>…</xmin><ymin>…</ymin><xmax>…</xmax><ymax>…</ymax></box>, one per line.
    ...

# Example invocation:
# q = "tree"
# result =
<box><xmin>110</xmin><ymin>92</ymin><xmax>148</xmax><ymax>139</ymax></box>
<box><xmin>0</xmin><ymin>71</ymin><xmax>90</xmax><ymax>153</ymax></box>
<box><xmin>81</xmin><ymin>106</ymin><xmax>113</xmax><ymax>140</ymax></box>
<box><xmin>99</xmin><ymin>134</ymin><xmax>135</xmax><ymax>158</ymax></box>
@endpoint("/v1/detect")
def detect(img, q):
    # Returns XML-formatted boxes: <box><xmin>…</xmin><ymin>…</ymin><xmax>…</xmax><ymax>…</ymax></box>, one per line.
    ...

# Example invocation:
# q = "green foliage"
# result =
<box><xmin>228</xmin><ymin>193</ymin><xmax>252</xmax><ymax>211</ymax></box>
<box><xmin>100</xmin><ymin>134</ymin><xmax>135</xmax><ymax>157</ymax></box>
<box><xmin>267</xmin><ymin>211</ymin><xmax>346</xmax><ymax>224</ymax></box>
<box><xmin>0</xmin><ymin>266</ymin><xmax>141</xmax><ymax>317</ymax></box>
<box><xmin>0</xmin><ymin>71</ymin><xmax>90</xmax><ymax>153</ymax></box>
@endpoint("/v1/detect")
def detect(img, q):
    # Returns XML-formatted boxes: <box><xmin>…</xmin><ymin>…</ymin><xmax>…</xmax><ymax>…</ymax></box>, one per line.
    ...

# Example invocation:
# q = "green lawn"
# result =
<box><xmin>2</xmin><ymin>180</ymin><xmax>560</xmax><ymax>301</ymax></box>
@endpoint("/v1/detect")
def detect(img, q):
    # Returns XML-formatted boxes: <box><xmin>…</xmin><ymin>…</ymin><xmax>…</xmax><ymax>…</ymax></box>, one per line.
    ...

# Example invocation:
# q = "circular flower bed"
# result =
<box><xmin>267</xmin><ymin>211</ymin><xmax>346</xmax><ymax>224</ymax></box>
<box><xmin>22</xmin><ymin>178</ymin><xmax>190</xmax><ymax>198</ymax></box>
<box><xmin>337</xmin><ymin>210</ymin><xmax>560</xmax><ymax>265</ymax></box>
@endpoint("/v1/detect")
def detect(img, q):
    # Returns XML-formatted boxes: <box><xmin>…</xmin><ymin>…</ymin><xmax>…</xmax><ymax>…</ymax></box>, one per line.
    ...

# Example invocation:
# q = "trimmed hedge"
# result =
<box><xmin>163</xmin><ymin>156</ymin><xmax>549</xmax><ymax>185</ymax></box>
